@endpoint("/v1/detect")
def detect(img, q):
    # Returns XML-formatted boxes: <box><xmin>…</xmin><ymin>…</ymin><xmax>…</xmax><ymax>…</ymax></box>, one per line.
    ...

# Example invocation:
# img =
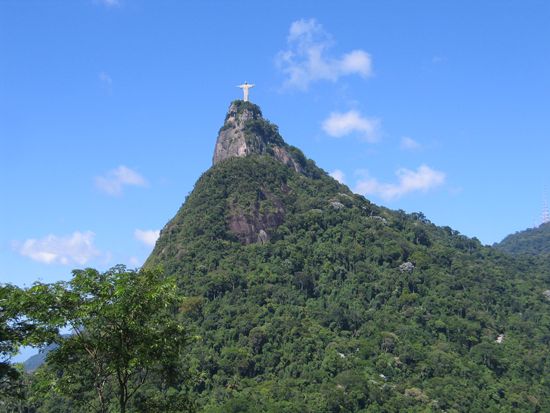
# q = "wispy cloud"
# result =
<box><xmin>99</xmin><ymin>71</ymin><xmax>113</xmax><ymax>93</ymax></box>
<box><xmin>400</xmin><ymin>136</ymin><xmax>421</xmax><ymax>151</ymax></box>
<box><xmin>354</xmin><ymin>164</ymin><xmax>446</xmax><ymax>201</ymax></box>
<box><xmin>322</xmin><ymin>110</ymin><xmax>380</xmax><ymax>142</ymax></box>
<box><xmin>276</xmin><ymin>18</ymin><xmax>373</xmax><ymax>90</ymax></box>
<box><xmin>330</xmin><ymin>169</ymin><xmax>346</xmax><ymax>184</ymax></box>
<box><xmin>95</xmin><ymin>166</ymin><xmax>148</xmax><ymax>196</ymax></box>
<box><xmin>14</xmin><ymin>231</ymin><xmax>100</xmax><ymax>265</ymax></box>
<box><xmin>134</xmin><ymin>229</ymin><xmax>159</xmax><ymax>247</ymax></box>
<box><xmin>96</xmin><ymin>0</ymin><xmax>120</xmax><ymax>7</ymax></box>
<box><xmin>128</xmin><ymin>256</ymin><xmax>141</xmax><ymax>267</ymax></box>
<box><xmin>99</xmin><ymin>71</ymin><xmax>112</xmax><ymax>85</ymax></box>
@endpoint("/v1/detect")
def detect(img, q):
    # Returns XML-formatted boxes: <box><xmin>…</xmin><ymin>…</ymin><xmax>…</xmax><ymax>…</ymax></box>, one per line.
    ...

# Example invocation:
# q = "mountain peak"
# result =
<box><xmin>212</xmin><ymin>100</ymin><xmax>304</xmax><ymax>173</ymax></box>
<box><xmin>144</xmin><ymin>99</ymin><xmax>550</xmax><ymax>411</ymax></box>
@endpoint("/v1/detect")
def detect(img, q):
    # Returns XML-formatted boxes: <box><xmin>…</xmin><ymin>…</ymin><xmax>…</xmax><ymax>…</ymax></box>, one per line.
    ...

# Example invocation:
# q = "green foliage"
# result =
<box><xmin>495</xmin><ymin>222</ymin><xmax>550</xmax><ymax>256</ymax></box>
<box><xmin>7</xmin><ymin>107</ymin><xmax>550</xmax><ymax>411</ymax></box>
<box><xmin>226</xmin><ymin>100</ymin><xmax>263</xmax><ymax>121</ymax></box>
<box><xmin>3</xmin><ymin>266</ymin><xmax>194</xmax><ymax>412</ymax></box>
<box><xmin>1</xmin><ymin>285</ymin><xmax>26</xmax><ymax>398</ymax></box>
<box><xmin>145</xmin><ymin>153</ymin><xmax>550</xmax><ymax>412</ymax></box>
<box><xmin>243</xmin><ymin>119</ymin><xmax>285</xmax><ymax>150</ymax></box>
<box><xmin>1</xmin><ymin>284</ymin><xmax>57</xmax><ymax>402</ymax></box>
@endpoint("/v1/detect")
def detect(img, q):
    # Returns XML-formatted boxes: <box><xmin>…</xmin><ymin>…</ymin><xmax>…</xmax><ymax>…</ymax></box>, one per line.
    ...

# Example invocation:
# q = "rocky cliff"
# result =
<box><xmin>212</xmin><ymin>100</ymin><xmax>305</xmax><ymax>173</ymax></box>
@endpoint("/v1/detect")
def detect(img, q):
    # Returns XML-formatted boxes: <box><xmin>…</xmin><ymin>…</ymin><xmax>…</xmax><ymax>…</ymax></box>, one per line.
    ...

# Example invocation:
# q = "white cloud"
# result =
<box><xmin>322</xmin><ymin>110</ymin><xmax>380</xmax><ymax>142</ymax></box>
<box><xmin>400</xmin><ymin>136</ymin><xmax>421</xmax><ymax>150</ymax></box>
<box><xmin>134</xmin><ymin>229</ymin><xmax>160</xmax><ymax>247</ymax></box>
<box><xmin>354</xmin><ymin>164</ymin><xmax>446</xmax><ymax>201</ymax></box>
<box><xmin>330</xmin><ymin>169</ymin><xmax>346</xmax><ymax>184</ymax></box>
<box><xmin>340</xmin><ymin>50</ymin><xmax>372</xmax><ymax>77</ymax></box>
<box><xmin>276</xmin><ymin>18</ymin><xmax>373</xmax><ymax>90</ymax></box>
<box><xmin>15</xmin><ymin>231</ymin><xmax>100</xmax><ymax>265</ymax></box>
<box><xmin>95</xmin><ymin>165</ymin><xmax>147</xmax><ymax>196</ymax></box>
<box><xmin>288</xmin><ymin>18</ymin><xmax>320</xmax><ymax>42</ymax></box>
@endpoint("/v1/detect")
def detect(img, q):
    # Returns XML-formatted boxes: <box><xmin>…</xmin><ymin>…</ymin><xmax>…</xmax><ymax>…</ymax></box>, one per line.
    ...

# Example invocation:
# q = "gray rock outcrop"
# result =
<box><xmin>212</xmin><ymin>100</ymin><xmax>304</xmax><ymax>173</ymax></box>
<box><xmin>399</xmin><ymin>262</ymin><xmax>415</xmax><ymax>273</ymax></box>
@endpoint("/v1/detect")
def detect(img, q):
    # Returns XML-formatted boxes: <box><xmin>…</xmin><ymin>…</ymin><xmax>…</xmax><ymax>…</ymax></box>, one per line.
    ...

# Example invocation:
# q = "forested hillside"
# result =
<box><xmin>495</xmin><ymin>222</ymin><xmax>550</xmax><ymax>256</ymax></box>
<box><xmin>7</xmin><ymin>102</ymin><xmax>550</xmax><ymax>412</ymax></box>
<box><xmin>144</xmin><ymin>102</ymin><xmax>550</xmax><ymax>412</ymax></box>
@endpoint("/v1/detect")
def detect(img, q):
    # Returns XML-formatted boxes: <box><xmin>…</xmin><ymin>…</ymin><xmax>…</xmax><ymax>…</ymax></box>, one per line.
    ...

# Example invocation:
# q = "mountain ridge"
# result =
<box><xmin>143</xmin><ymin>101</ymin><xmax>550</xmax><ymax>412</ymax></box>
<box><xmin>494</xmin><ymin>222</ymin><xmax>550</xmax><ymax>256</ymax></box>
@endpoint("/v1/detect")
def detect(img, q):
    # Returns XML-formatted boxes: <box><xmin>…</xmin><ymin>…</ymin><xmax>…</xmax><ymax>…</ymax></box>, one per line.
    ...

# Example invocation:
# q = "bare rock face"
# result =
<box><xmin>212</xmin><ymin>100</ymin><xmax>304</xmax><ymax>173</ymax></box>
<box><xmin>226</xmin><ymin>187</ymin><xmax>286</xmax><ymax>245</ymax></box>
<box><xmin>211</xmin><ymin>100</ymin><xmax>311</xmax><ymax>244</ymax></box>
<box><xmin>212</xmin><ymin>101</ymin><xmax>259</xmax><ymax>164</ymax></box>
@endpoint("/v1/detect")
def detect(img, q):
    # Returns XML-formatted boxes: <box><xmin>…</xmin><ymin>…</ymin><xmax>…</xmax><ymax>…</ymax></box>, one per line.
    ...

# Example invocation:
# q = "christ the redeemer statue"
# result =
<box><xmin>237</xmin><ymin>81</ymin><xmax>255</xmax><ymax>102</ymax></box>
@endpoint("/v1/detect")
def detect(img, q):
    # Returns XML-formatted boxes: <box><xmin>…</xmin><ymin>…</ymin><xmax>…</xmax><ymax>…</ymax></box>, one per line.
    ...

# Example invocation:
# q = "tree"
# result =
<box><xmin>14</xmin><ymin>265</ymin><xmax>190</xmax><ymax>413</ymax></box>
<box><xmin>1</xmin><ymin>284</ymin><xmax>56</xmax><ymax>402</ymax></box>
<box><xmin>1</xmin><ymin>285</ymin><xmax>23</xmax><ymax>397</ymax></box>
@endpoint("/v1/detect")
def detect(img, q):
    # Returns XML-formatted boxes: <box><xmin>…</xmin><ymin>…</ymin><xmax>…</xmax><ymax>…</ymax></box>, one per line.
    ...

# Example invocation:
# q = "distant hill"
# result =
<box><xmin>494</xmin><ymin>222</ymin><xmax>550</xmax><ymax>256</ymax></box>
<box><xmin>23</xmin><ymin>343</ymin><xmax>58</xmax><ymax>373</ymax></box>
<box><xmin>141</xmin><ymin>101</ymin><xmax>550</xmax><ymax>412</ymax></box>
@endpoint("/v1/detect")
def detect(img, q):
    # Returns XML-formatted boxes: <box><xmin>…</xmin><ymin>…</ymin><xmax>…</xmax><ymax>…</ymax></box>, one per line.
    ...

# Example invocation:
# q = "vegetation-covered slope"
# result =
<box><xmin>495</xmin><ymin>222</ymin><xmax>550</xmax><ymax>256</ymax></box>
<box><xmin>23</xmin><ymin>343</ymin><xmax>56</xmax><ymax>373</ymax></box>
<box><xmin>144</xmin><ymin>103</ymin><xmax>550</xmax><ymax>412</ymax></box>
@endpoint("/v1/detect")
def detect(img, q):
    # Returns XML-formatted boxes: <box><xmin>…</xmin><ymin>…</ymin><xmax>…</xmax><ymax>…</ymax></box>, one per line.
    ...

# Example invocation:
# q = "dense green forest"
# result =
<box><xmin>495</xmin><ymin>222</ymin><xmax>550</xmax><ymax>256</ymax></box>
<box><xmin>3</xmin><ymin>102</ymin><xmax>550</xmax><ymax>412</ymax></box>
<box><xmin>145</xmin><ymin>154</ymin><xmax>550</xmax><ymax>412</ymax></box>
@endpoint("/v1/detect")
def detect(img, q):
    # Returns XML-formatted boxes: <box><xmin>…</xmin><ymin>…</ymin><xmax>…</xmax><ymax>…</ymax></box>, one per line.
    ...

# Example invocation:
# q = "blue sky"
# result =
<box><xmin>2</xmin><ymin>0</ymin><xmax>550</xmax><ymax>291</ymax></box>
